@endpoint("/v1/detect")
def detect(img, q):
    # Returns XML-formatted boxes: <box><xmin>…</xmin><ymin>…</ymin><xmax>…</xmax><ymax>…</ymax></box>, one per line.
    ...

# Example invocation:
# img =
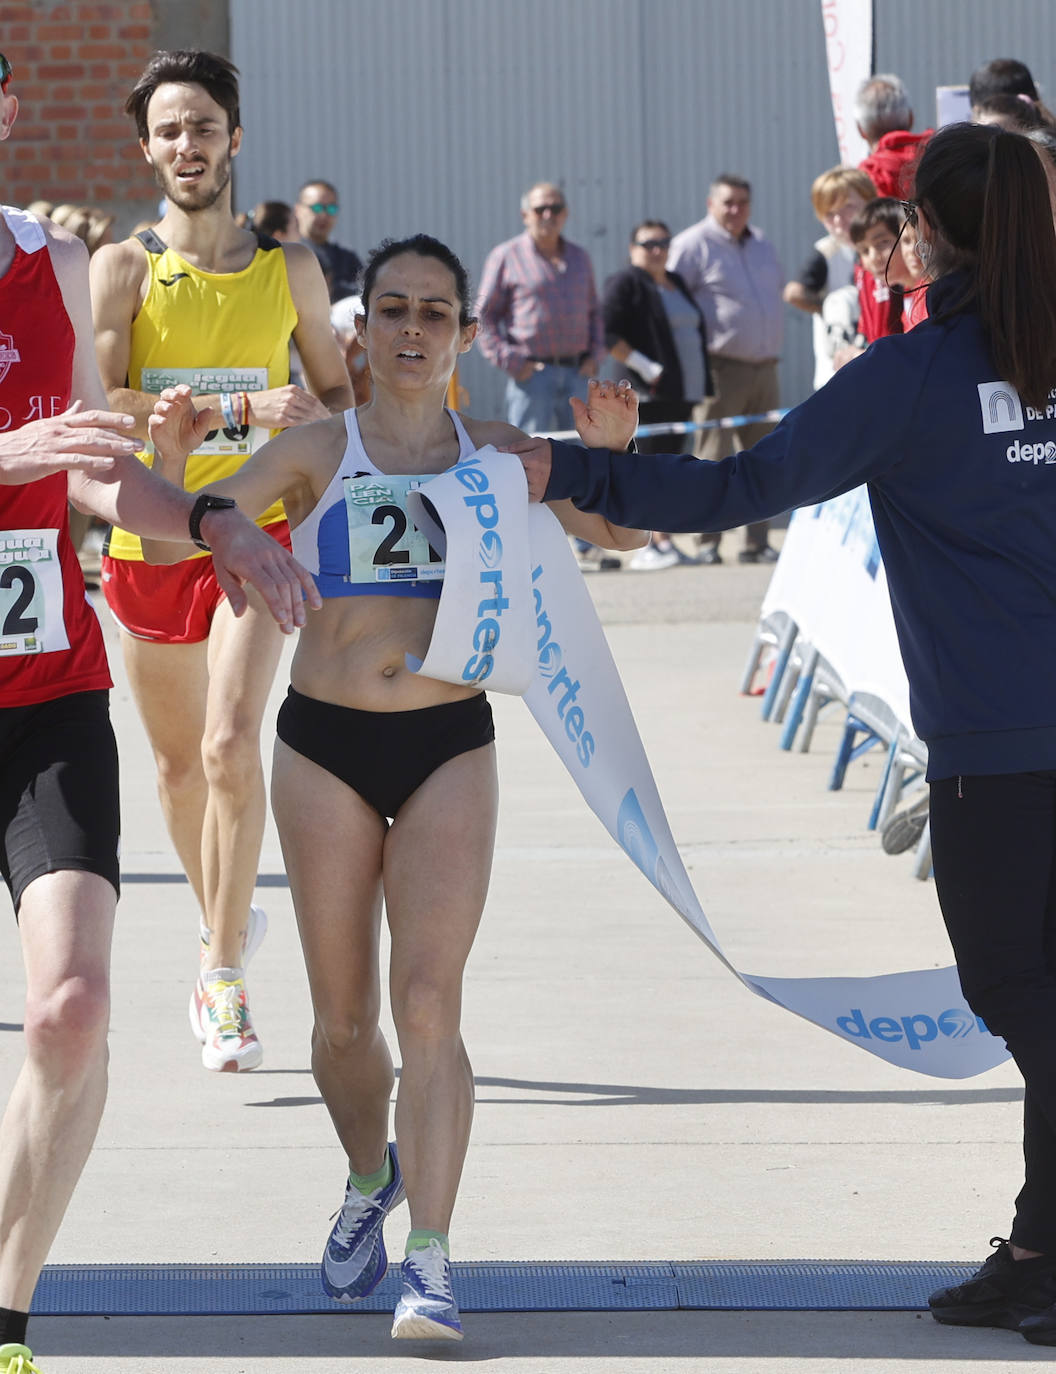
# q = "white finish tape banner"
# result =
<box><xmin>408</xmin><ymin>449</ymin><xmax>1008</xmax><ymax>1080</ymax></box>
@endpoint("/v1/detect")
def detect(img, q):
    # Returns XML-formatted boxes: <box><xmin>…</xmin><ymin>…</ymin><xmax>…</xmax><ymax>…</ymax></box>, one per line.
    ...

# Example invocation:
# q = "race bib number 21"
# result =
<box><xmin>0</xmin><ymin>529</ymin><xmax>67</xmax><ymax>656</ymax></box>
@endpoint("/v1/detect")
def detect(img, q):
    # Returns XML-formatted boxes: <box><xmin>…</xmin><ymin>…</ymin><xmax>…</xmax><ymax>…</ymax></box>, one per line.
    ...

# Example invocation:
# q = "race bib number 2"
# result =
<box><xmin>0</xmin><ymin>529</ymin><xmax>68</xmax><ymax>656</ymax></box>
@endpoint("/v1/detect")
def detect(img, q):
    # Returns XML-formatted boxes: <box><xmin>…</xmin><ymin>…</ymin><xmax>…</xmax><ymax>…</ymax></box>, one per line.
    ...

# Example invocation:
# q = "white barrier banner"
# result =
<box><xmin>409</xmin><ymin>453</ymin><xmax>1008</xmax><ymax>1080</ymax></box>
<box><xmin>821</xmin><ymin>0</ymin><xmax>872</xmax><ymax>165</ymax></box>
<box><xmin>762</xmin><ymin>487</ymin><xmax>914</xmax><ymax>731</ymax></box>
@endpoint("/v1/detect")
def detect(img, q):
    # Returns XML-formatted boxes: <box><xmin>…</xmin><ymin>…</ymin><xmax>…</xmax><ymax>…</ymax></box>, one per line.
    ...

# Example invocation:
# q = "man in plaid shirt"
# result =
<box><xmin>476</xmin><ymin>182</ymin><xmax>605</xmax><ymax>433</ymax></box>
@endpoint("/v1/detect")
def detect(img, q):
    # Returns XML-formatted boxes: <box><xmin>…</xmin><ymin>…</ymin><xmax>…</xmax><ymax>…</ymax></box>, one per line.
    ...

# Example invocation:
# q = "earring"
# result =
<box><xmin>915</xmin><ymin>239</ymin><xmax>931</xmax><ymax>267</ymax></box>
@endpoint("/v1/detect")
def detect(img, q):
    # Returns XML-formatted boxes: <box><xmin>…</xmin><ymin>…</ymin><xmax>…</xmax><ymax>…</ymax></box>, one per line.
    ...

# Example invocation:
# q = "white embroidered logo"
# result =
<box><xmin>977</xmin><ymin>381</ymin><xmax>1024</xmax><ymax>434</ymax></box>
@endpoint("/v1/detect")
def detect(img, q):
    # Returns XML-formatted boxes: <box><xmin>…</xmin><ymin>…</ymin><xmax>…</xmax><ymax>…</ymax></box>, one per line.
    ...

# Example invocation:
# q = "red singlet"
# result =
<box><xmin>0</xmin><ymin>208</ymin><xmax>111</xmax><ymax>707</ymax></box>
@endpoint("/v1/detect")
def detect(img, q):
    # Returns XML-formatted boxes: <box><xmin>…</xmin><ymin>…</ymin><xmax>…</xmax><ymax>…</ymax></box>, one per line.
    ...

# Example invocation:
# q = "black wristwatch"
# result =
<box><xmin>188</xmin><ymin>492</ymin><xmax>238</xmax><ymax>551</ymax></box>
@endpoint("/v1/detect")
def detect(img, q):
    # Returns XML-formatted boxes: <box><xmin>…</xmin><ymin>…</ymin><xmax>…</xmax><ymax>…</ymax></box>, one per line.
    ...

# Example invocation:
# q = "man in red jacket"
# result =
<box><xmin>856</xmin><ymin>74</ymin><xmax>932</xmax><ymax>199</ymax></box>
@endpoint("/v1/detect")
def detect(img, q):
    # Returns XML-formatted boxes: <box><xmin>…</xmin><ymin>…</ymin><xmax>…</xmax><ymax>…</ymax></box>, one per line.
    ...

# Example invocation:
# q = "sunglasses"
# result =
<box><xmin>635</xmin><ymin>237</ymin><xmax>671</xmax><ymax>251</ymax></box>
<box><xmin>0</xmin><ymin>53</ymin><xmax>11</xmax><ymax>93</ymax></box>
<box><xmin>529</xmin><ymin>202</ymin><xmax>566</xmax><ymax>215</ymax></box>
<box><xmin>306</xmin><ymin>202</ymin><xmax>338</xmax><ymax>215</ymax></box>
<box><xmin>899</xmin><ymin>199</ymin><xmax>918</xmax><ymax>228</ymax></box>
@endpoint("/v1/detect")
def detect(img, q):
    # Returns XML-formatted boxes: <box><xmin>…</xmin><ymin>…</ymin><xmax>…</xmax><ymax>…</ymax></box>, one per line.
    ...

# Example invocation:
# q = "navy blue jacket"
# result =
<box><xmin>546</xmin><ymin>276</ymin><xmax>1056</xmax><ymax>780</ymax></box>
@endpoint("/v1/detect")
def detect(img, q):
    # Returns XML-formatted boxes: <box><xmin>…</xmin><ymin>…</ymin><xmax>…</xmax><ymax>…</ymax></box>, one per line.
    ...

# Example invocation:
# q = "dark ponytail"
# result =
<box><xmin>915</xmin><ymin>122</ymin><xmax>1056</xmax><ymax>407</ymax></box>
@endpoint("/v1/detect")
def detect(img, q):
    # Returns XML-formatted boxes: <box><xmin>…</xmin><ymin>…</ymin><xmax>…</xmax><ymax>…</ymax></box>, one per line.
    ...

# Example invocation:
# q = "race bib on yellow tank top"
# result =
<box><xmin>343</xmin><ymin>473</ymin><xmax>445</xmax><ymax>584</ymax></box>
<box><xmin>141</xmin><ymin>366</ymin><xmax>269</xmax><ymax>464</ymax></box>
<box><xmin>0</xmin><ymin>529</ymin><xmax>67</xmax><ymax>655</ymax></box>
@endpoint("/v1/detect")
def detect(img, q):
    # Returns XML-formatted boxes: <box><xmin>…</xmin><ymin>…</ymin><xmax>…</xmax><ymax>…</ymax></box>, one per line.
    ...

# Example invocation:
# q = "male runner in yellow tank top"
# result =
<box><xmin>90</xmin><ymin>50</ymin><xmax>354</xmax><ymax>1072</ymax></box>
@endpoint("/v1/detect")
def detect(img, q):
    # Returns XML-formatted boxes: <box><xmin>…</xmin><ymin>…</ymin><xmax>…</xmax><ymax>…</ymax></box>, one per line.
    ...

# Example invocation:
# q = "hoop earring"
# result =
<box><xmin>915</xmin><ymin>239</ymin><xmax>932</xmax><ymax>267</ymax></box>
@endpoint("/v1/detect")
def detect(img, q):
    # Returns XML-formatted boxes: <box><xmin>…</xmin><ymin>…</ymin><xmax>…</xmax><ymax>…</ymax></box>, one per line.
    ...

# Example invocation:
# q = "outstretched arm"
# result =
<box><xmin>490</xmin><ymin>379</ymin><xmax>646</xmax><ymax>551</ymax></box>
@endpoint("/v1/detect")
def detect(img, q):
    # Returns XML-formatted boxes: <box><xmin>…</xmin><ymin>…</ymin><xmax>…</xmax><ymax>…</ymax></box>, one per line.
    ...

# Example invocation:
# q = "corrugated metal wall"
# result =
<box><xmin>230</xmin><ymin>0</ymin><xmax>1055</xmax><ymax>419</ymax></box>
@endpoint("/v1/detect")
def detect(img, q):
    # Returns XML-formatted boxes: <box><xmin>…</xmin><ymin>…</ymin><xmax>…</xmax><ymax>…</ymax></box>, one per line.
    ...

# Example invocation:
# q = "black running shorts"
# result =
<box><xmin>276</xmin><ymin>687</ymin><xmax>495</xmax><ymax>821</ymax></box>
<box><xmin>0</xmin><ymin>689</ymin><xmax>120</xmax><ymax>914</ymax></box>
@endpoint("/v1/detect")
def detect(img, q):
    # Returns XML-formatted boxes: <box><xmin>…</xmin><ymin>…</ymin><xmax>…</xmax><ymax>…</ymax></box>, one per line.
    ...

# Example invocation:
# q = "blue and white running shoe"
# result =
<box><xmin>391</xmin><ymin>1238</ymin><xmax>464</xmax><ymax>1340</ymax></box>
<box><xmin>320</xmin><ymin>1142</ymin><xmax>405</xmax><ymax>1300</ymax></box>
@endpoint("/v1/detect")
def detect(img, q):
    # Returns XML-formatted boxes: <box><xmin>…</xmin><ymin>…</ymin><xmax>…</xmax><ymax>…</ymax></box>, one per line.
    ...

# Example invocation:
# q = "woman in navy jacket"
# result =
<box><xmin>516</xmin><ymin>122</ymin><xmax>1056</xmax><ymax>1347</ymax></box>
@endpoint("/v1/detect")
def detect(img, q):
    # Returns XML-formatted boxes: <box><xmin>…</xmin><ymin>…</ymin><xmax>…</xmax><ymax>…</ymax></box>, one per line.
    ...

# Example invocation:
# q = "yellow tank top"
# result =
<box><xmin>106</xmin><ymin>229</ymin><xmax>297</xmax><ymax>561</ymax></box>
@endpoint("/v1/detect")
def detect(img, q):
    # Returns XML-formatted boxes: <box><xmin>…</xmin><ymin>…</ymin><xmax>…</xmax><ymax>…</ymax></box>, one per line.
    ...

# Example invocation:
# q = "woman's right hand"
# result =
<box><xmin>570</xmin><ymin>377</ymin><xmax>638</xmax><ymax>450</ymax></box>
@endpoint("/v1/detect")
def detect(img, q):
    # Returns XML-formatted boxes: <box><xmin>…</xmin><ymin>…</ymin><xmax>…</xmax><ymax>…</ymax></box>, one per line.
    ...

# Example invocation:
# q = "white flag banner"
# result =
<box><xmin>408</xmin><ymin>451</ymin><xmax>1008</xmax><ymax>1080</ymax></box>
<box><xmin>820</xmin><ymin>0</ymin><xmax>872</xmax><ymax>165</ymax></box>
<box><xmin>761</xmin><ymin>487</ymin><xmax>914</xmax><ymax>732</ymax></box>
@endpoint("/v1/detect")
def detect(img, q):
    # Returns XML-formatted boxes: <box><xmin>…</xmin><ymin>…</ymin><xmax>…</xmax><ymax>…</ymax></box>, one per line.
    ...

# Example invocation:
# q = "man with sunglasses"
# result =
<box><xmin>477</xmin><ymin>182</ymin><xmax>609</xmax><ymax>566</ymax></box>
<box><xmin>476</xmin><ymin>181</ymin><xmax>605</xmax><ymax>435</ymax></box>
<box><xmin>294</xmin><ymin>179</ymin><xmax>363</xmax><ymax>303</ymax></box>
<box><xmin>0</xmin><ymin>53</ymin><xmax>323</xmax><ymax>1374</ymax></box>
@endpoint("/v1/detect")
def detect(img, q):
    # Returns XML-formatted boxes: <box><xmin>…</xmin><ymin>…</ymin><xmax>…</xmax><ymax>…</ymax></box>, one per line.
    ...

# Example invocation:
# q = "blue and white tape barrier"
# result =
<box><xmin>405</xmin><ymin>448</ymin><xmax>1008</xmax><ymax>1080</ymax></box>
<box><xmin>543</xmin><ymin>408</ymin><xmax>791</xmax><ymax>442</ymax></box>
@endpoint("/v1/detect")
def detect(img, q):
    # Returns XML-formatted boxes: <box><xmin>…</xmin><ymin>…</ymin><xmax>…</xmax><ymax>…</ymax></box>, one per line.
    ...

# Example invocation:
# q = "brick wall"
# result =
<box><xmin>2</xmin><ymin>0</ymin><xmax>230</xmax><ymax>233</ymax></box>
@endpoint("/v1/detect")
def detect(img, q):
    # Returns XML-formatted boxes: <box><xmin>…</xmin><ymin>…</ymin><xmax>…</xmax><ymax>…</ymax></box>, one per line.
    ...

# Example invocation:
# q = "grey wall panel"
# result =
<box><xmin>230</xmin><ymin>0</ymin><xmax>1056</xmax><ymax>422</ymax></box>
<box><xmin>874</xmin><ymin>2</ymin><xmax>1055</xmax><ymax>130</ymax></box>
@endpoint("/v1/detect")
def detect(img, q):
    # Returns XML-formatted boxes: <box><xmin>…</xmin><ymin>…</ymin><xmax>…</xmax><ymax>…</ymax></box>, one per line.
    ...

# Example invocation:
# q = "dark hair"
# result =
<box><xmin>709</xmin><ymin>173</ymin><xmax>751</xmax><ymax>197</ymax></box>
<box><xmin>848</xmin><ymin>197</ymin><xmax>903</xmax><ymax>244</ymax></box>
<box><xmin>125</xmin><ymin>50</ymin><xmax>240</xmax><ymax>141</ymax></box>
<box><xmin>248</xmin><ymin>200</ymin><xmax>293</xmax><ymax>237</ymax></box>
<box><xmin>361</xmin><ymin>235</ymin><xmax>475</xmax><ymax>327</ymax></box>
<box><xmin>969</xmin><ymin>59</ymin><xmax>1056</xmax><ymax>127</ymax></box>
<box><xmin>628</xmin><ymin>219</ymin><xmax>670</xmax><ymax>244</ymax></box>
<box><xmin>974</xmin><ymin>92</ymin><xmax>1044</xmax><ymax>131</ymax></box>
<box><xmin>970</xmin><ymin>58</ymin><xmax>1039</xmax><ymax>107</ymax></box>
<box><xmin>914</xmin><ymin>121</ymin><xmax>1056</xmax><ymax>407</ymax></box>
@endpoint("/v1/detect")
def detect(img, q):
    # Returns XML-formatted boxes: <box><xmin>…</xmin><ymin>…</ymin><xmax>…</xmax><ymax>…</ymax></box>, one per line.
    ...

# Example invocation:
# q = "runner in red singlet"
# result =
<box><xmin>0</xmin><ymin>60</ymin><xmax>320</xmax><ymax>1374</ymax></box>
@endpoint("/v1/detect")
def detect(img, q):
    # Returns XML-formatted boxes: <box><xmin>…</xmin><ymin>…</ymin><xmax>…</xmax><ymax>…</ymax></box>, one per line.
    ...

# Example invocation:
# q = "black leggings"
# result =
<box><xmin>930</xmin><ymin>770</ymin><xmax>1056</xmax><ymax>1252</ymax></box>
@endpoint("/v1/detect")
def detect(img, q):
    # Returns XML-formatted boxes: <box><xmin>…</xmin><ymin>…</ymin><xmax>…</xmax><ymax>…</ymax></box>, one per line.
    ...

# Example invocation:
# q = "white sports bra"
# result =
<box><xmin>291</xmin><ymin>407</ymin><xmax>476</xmax><ymax>599</ymax></box>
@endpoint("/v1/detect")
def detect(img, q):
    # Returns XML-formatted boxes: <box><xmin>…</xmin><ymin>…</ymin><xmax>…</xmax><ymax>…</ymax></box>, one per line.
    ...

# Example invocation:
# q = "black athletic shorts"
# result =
<box><xmin>276</xmin><ymin>687</ymin><xmax>495</xmax><ymax>821</ymax></box>
<box><xmin>0</xmin><ymin>689</ymin><xmax>121</xmax><ymax>914</ymax></box>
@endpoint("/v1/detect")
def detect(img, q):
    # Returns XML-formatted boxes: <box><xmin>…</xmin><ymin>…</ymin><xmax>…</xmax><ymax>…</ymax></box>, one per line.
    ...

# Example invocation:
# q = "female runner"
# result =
<box><xmin>147</xmin><ymin>233</ymin><xmax>644</xmax><ymax>1341</ymax></box>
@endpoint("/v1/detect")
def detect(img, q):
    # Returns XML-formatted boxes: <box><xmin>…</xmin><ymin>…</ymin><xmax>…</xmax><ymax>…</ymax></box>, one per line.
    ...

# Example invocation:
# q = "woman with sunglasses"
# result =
<box><xmin>601</xmin><ymin>220</ymin><xmax>712</xmax><ymax>569</ymax></box>
<box><xmin>144</xmin><ymin>233</ymin><xmax>644</xmax><ymax>1343</ymax></box>
<box><xmin>516</xmin><ymin>121</ymin><xmax>1056</xmax><ymax>1349</ymax></box>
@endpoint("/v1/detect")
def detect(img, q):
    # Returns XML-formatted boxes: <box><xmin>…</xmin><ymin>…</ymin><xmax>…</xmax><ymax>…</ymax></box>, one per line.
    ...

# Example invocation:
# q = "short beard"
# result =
<box><xmin>153</xmin><ymin>150</ymin><xmax>233</xmax><ymax>213</ymax></box>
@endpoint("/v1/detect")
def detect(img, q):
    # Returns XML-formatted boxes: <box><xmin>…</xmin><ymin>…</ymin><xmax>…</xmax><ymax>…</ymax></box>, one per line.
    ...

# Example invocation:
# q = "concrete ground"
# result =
<box><xmin>0</xmin><ymin>528</ymin><xmax>1036</xmax><ymax>1371</ymax></box>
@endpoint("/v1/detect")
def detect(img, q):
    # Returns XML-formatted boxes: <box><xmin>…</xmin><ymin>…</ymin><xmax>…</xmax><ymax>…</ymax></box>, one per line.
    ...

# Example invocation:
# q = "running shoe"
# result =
<box><xmin>391</xmin><ymin>1238</ymin><xmax>464</xmax><ymax>1340</ymax></box>
<box><xmin>929</xmin><ymin>1237</ymin><xmax>1056</xmax><ymax>1328</ymax></box>
<box><xmin>0</xmin><ymin>1345</ymin><xmax>43</xmax><ymax>1373</ymax></box>
<box><xmin>630</xmin><ymin>543</ymin><xmax>679</xmax><ymax>571</ymax></box>
<box><xmin>189</xmin><ymin>969</ymin><xmax>262</xmax><ymax>1072</ymax></box>
<box><xmin>321</xmin><ymin>1142</ymin><xmax>406</xmax><ymax>1301</ymax></box>
<box><xmin>190</xmin><ymin>904</ymin><xmax>268</xmax><ymax>1062</ymax></box>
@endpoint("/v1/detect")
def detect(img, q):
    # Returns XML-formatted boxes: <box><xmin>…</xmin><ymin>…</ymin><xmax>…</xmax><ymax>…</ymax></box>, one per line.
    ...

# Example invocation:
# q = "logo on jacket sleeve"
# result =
<box><xmin>977</xmin><ymin>381</ymin><xmax>1024</xmax><ymax>433</ymax></box>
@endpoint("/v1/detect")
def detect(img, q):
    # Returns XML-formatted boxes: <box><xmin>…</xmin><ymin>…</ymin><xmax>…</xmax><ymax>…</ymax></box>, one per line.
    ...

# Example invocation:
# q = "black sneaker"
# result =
<box><xmin>1021</xmin><ymin>1303</ymin><xmax>1056</xmax><ymax>1345</ymax></box>
<box><xmin>696</xmin><ymin>546</ymin><xmax>723</xmax><ymax>566</ymax></box>
<box><xmin>929</xmin><ymin>1238</ymin><xmax>1056</xmax><ymax>1329</ymax></box>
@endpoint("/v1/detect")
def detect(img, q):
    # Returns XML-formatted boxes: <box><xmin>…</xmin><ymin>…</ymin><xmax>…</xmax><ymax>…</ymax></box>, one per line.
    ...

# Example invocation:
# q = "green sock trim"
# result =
<box><xmin>406</xmin><ymin>1229</ymin><xmax>449</xmax><ymax>1257</ymax></box>
<box><xmin>348</xmin><ymin>1150</ymin><xmax>393</xmax><ymax>1196</ymax></box>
